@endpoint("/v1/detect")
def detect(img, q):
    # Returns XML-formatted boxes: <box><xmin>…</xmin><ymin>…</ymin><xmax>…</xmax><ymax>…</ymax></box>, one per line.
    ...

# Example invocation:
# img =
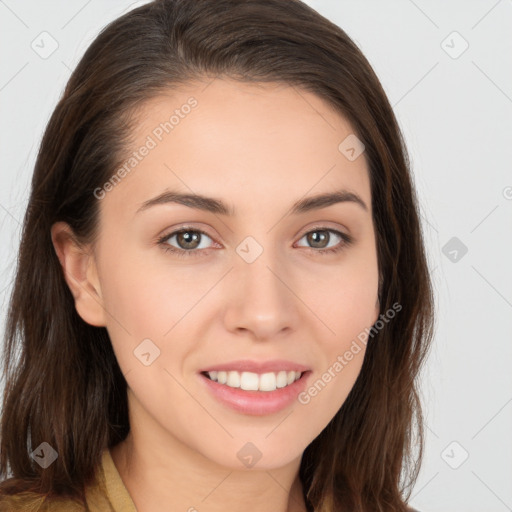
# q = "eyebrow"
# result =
<box><xmin>136</xmin><ymin>189</ymin><xmax>368</xmax><ymax>216</ymax></box>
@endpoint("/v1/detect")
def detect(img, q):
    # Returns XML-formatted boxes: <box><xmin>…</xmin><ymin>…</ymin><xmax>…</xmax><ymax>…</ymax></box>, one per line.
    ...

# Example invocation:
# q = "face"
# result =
<box><xmin>79</xmin><ymin>79</ymin><xmax>379</xmax><ymax>470</ymax></box>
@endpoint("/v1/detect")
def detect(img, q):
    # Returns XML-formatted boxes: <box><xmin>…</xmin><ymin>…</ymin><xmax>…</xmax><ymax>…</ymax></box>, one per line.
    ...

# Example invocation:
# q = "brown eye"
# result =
<box><xmin>296</xmin><ymin>228</ymin><xmax>350</xmax><ymax>253</ymax></box>
<box><xmin>159</xmin><ymin>228</ymin><xmax>215</xmax><ymax>256</ymax></box>
<box><xmin>175</xmin><ymin>230</ymin><xmax>202</xmax><ymax>250</ymax></box>
<box><xmin>306</xmin><ymin>230</ymin><xmax>330</xmax><ymax>249</ymax></box>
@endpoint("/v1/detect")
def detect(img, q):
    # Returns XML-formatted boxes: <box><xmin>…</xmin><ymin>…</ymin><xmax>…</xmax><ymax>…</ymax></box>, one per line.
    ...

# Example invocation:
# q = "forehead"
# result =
<box><xmin>102</xmin><ymin>78</ymin><xmax>371</xmax><ymax>217</ymax></box>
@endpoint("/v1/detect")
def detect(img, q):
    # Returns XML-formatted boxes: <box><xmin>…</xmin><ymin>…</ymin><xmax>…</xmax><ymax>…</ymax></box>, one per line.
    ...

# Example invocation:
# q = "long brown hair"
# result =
<box><xmin>0</xmin><ymin>1</ymin><xmax>434</xmax><ymax>510</ymax></box>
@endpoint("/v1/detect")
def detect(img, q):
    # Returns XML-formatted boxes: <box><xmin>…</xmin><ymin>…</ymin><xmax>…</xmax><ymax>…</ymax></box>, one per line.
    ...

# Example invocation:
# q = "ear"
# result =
<box><xmin>51</xmin><ymin>221</ymin><xmax>106</xmax><ymax>327</ymax></box>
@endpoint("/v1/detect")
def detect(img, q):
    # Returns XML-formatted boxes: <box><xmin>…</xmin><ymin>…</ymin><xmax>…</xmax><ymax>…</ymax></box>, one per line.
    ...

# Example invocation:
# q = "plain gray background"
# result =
<box><xmin>1</xmin><ymin>1</ymin><xmax>511</xmax><ymax>510</ymax></box>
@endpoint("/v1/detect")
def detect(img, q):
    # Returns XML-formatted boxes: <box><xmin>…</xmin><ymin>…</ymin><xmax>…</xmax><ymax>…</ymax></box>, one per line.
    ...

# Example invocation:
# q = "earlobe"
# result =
<box><xmin>50</xmin><ymin>221</ymin><xmax>106</xmax><ymax>327</ymax></box>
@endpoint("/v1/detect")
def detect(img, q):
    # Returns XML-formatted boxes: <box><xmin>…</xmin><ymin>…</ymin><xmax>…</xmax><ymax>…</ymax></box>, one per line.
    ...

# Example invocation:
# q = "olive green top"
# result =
<box><xmin>0</xmin><ymin>451</ymin><xmax>422</xmax><ymax>511</ymax></box>
<box><xmin>0</xmin><ymin>449</ymin><xmax>137</xmax><ymax>511</ymax></box>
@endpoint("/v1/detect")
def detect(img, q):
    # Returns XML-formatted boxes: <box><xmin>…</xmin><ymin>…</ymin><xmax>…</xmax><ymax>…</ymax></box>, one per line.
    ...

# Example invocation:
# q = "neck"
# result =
<box><xmin>110</xmin><ymin>416</ymin><xmax>307</xmax><ymax>512</ymax></box>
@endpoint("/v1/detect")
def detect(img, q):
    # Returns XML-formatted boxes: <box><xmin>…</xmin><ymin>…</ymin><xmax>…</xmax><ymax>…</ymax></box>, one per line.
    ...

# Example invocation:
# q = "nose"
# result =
<box><xmin>222</xmin><ymin>250</ymin><xmax>300</xmax><ymax>341</ymax></box>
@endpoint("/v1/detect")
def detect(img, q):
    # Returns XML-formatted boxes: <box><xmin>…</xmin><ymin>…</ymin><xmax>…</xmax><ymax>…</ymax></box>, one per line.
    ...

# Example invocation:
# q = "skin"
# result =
<box><xmin>52</xmin><ymin>78</ymin><xmax>380</xmax><ymax>512</ymax></box>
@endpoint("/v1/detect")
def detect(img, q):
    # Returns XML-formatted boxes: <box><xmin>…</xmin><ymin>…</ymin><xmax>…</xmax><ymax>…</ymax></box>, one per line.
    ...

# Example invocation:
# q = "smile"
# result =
<box><xmin>203</xmin><ymin>370</ymin><xmax>302</xmax><ymax>392</ymax></box>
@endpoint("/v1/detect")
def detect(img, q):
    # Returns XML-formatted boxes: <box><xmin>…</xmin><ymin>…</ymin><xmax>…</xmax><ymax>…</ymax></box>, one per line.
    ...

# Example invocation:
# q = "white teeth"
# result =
<box><xmin>276</xmin><ymin>370</ymin><xmax>288</xmax><ymax>388</ymax></box>
<box><xmin>226</xmin><ymin>371</ymin><xmax>240</xmax><ymax>388</ymax></box>
<box><xmin>259</xmin><ymin>372</ymin><xmax>276</xmax><ymax>392</ymax></box>
<box><xmin>240</xmin><ymin>371</ymin><xmax>259</xmax><ymax>391</ymax></box>
<box><xmin>206</xmin><ymin>370</ymin><xmax>303</xmax><ymax>392</ymax></box>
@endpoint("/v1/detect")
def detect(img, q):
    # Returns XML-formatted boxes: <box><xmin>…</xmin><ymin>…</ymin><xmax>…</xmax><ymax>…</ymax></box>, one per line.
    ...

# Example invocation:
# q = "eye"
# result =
<box><xmin>157</xmin><ymin>227</ymin><xmax>216</xmax><ymax>258</ymax></box>
<box><xmin>157</xmin><ymin>226</ymin><xmax>352</xmax><ymax>259</ymax></box>
<box><xmin>295</xmin><ymin>228</ymin><xmax>352</xmax><ymax>255</ymax></box>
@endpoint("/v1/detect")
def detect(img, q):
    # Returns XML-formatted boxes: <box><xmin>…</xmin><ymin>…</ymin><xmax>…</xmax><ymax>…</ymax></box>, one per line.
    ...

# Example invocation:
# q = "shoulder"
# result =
<box><xmin>0</xmin><ymin>448</ymin><xmax>126</xmax><ymax>512</ymax></box>
<box><xmin>0</xmin><ymin>491</ymin><xmax>85</xmax><ymax>511</ymax></box>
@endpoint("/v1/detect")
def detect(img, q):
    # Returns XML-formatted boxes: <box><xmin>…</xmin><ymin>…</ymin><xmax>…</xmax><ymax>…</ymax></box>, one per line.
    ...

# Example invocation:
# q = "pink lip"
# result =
<box><xmin>199</xmin><ymin>370</ymin><xmax>312</xmax><ymax>416</ymax></box>
<box><xmin>199</xmin><ymin>359</ymin><xmax>311</xmax><ymax>374</ymax></box>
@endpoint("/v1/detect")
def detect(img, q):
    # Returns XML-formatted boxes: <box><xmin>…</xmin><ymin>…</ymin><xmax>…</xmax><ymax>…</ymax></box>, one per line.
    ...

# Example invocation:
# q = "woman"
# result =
<box><xmin>0</xmin><ymin>0</ymin><xmax>433</xmax><ymax>510</ymax></box>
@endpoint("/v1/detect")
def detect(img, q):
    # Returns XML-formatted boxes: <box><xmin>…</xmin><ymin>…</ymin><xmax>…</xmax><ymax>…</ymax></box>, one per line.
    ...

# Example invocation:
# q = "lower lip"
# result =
<box><xmin>199</xmin><ymin>371</ymin><xmax>311</xmax><ymax>416</ymax></box>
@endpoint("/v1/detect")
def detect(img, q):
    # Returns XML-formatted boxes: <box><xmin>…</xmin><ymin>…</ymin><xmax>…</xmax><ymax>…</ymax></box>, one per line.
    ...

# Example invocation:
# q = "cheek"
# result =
<box><xmin>296</xmin><ymin>285</ymin><xmax>375</xmax><ymax>430</ymax></box>
<box><xmin>313</xmin><ymin>249</ymin><xmax>380</xmax><ymax>344</ymax></box>
<box><xmin>298</xmin><ymin>249</ymin><xmax>378</xmax><ymax>413</ymax></box>
<box><xmin>98</xmin><ymin>241</ymin><xmax>211</xmax><ymax>334</ymax></box>
<box><xmin>96</xmin><ymin>250</ymin><xmax>241</xmax><ymax>406</ymax></box>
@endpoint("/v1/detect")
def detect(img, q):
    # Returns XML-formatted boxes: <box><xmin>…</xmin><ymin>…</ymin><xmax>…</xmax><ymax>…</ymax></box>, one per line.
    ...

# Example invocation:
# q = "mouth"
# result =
<box><xmin>201</xmin><ymin>369</ymin><xmax>305</xmax><ymax>392</ymax></box>
<box><xmin>198</xmin><ymin>369</ymin><xmax>311</xmax><ymax>415</ymax></box>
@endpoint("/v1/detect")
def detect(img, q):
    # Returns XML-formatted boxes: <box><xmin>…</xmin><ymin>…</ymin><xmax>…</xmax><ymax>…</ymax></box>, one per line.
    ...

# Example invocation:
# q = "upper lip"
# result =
<box><xmin>199</xmin><ymin>359</ymin><xmax>311</xmax><ymax>374</ymax></box>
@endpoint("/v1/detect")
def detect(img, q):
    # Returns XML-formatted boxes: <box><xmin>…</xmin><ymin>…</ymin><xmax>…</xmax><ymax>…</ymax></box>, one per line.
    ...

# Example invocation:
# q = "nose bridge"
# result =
<box><xmin>224</xmin><ymin>235</ymin><xmax>299</xmax><ymax>338</ymax></box>
<box><xmin>238</xmin><ymin>237</ymin><xmax>287</xmax><ymax>306</ymax></box>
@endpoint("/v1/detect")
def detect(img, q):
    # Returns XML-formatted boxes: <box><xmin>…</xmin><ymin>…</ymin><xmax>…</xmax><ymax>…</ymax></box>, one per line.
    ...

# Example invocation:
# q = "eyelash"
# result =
<box><xmin>157</xmin><ymin>226</ymin><xmax>353</xmax><ymax>259</ymax></box>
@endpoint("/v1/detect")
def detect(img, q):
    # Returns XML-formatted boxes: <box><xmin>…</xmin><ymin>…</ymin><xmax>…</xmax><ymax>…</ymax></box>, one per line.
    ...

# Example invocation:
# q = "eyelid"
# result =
<box><xmin>295</xmin><ymin>222</ymin><xmax>350</xmax><ymax>239</ymax></box>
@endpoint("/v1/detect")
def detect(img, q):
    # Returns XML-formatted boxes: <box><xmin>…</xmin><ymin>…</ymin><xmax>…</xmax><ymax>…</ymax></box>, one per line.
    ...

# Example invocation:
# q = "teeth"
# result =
<box><xmin>276</xmin><ymin>371</ymin><xmax>288</xmax><ymax>388</ymax></box>
<box><xmin>206</xmin><ymin>370</ymin><xmax>303</xmax><ymax>392</ymax></box>
<box><xmin>226</xmin><ymin>371</ymin><xmax>240</xmax><ymax>388</ymax></box>
<box><xmin>241</xmin><ymin>371</ymin><xmax>259</xmax><ymax>390</ymax></box>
